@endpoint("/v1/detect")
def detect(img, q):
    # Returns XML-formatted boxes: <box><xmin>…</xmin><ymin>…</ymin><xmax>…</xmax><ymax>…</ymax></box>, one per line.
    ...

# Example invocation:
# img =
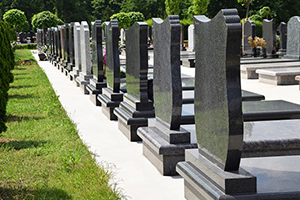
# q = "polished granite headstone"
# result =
<box><xmin>177</xmin><ymin>10</ymin><xmax>300</xmax><ymax>200</ymax></box>
<box><xmin>285</xmin><ymin>16</ymin><xmax>300</xmax><ymax>59</ymax></box>
<box><xmin>58</xmin><ymin>25</ymin><xmax>66</xmax><ymax>70</ymax></box>
<box><xmin>114</xmin><ymin>22</ymin><xmax>155</xmax><ymax>141</ymax></box>
<box><xmin>137</xmin><ymin>16</ymin><xmax>197</xmax><ymax>176</ymax></box>
<box><xmin>61</xmin><ymin>23</ymin><xmax>70</xmax><ymax>73</ymax></box>
<box><xmin>75</xmin><ymin>21</ymin><xmax>93</xmax><ymax>94</ymax></box>
<box><xmin>263</xmin><ymin>19</ymin><xmax>277</xmax><ymax>57</ymax></box>
<box><xmin>98</xmin><ymin>20</ymin><xmax>123</xmax><ymax>120</ymax></box>
<box><xmin>70</xmin><ymin>22</ymin><xmax>81</xmax><ymax>84</ymax></box>
<box><xmin>54</xmin><ymin>26</ymin><xmax>62</xmax><ymax>67</ymax></box>
<box><xmin>187</xmin><ymin>25</ymin><xmax>194</xmax><ymax>51</ymax></box>
<box><xmin>52</xmin><ymin>27</ymin><xmax>58</xmax><ymax>64</ymax></box>
<box><xmin>244</xmin><ymin>20</ymin><xmax>256</xmax><ymax>56</ymax></box>
<box><xmin>176</xmin><ymin>9</ymin><xmax>258</xmax><ymax>199</ymax></box>
<box><xmin>87</xmin><ymin>20</ymin><xmax>107</xmax><ymax>106</ymax></box>
<box><xmin>66</xmin><ymin>22</ymin><xmax>75</xmax><ymax>78</ymax></box>
<box><xmin>279</xmin><ymin>22</ymin><xmax>287</xmax><ymax>51</ymax></box>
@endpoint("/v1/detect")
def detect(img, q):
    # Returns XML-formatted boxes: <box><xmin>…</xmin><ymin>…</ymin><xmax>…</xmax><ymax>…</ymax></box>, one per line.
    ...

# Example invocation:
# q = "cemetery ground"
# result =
<box><xmin>0</xmin><ymin>49</ymin><xmax>123</xmax><ymax>199</ymax></box>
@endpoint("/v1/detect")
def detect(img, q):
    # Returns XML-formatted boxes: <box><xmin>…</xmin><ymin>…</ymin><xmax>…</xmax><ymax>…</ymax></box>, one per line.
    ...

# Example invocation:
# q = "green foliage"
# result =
<box><xmin>31</xmin><ymin>11</ymin><xmax>63</xmax><ymax>30</ymax></box>
<box><xmin>180</xmin><ymin>18</ymin><xmax>193</xmax><ymax>26</ymax></box>
<box><xmin>110</xmin><ymin>11</ymin><xmax>144</xmax><ymax>28</ymax></box>
<box><xmin>165</xmin><ymin>0</ymin><xmax>181</xmax><ymax>15</ymax></box>
<box><xmin>0</xmin><ymin>20</ymin><xmax>14</xmax><ymax>133</ymax></box>
<box><xmin>249</xmin><ymin>14</ymin><xmax>262</xmax><ymax>21</ymax></box>
<box><xmin>259</xmin><ymin>6</ymin><xmax>270</xmax><ymax>19</ymax></box>
<box><xmin>15</xmin><ymin>44</ymin><xmax>37</xmax><ymax>50</ymax></box>
<box><xmin>1</xmin><ymin>52</ymin><xmax>123</xmax><ymax>199</ymax></box>
<box><xmin>145</xmin><ymin>18</ymin><xmax>153</xmax><ymax>27</ymax></box>
<box><xmin>120</xmin><ymin>0</ymin><xmax>166</xmax><ymax>20</ymax></box>
<box><xmin>110</xmin><ymin>12</ymin><xmax>130</xmax><ymax>28</ymax></box>
<box><xmin>252</xmin><ymin>20</ymin><xmax>262</xmax><ymax>37</ymax></box>
<box><xmin>188</xmin><ymin>0</ymin><xmax>210</xmax><ymax>15</ymax></box>
<box><xmin>92</xmin><ymin>0</ymin><xmax>121</xmax><ymax>22</ymax></box>
<box><xmin>3</xmin><ymin>9</ymin><xmax>27</xmax><ymax>30</ymax></box>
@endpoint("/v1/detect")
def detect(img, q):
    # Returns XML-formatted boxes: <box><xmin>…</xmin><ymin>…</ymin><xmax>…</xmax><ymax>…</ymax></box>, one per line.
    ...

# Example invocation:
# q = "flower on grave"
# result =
<box><xmin>248</xmin><ymin>36</ymin><xmax>258</xmax><ymax>48</ymax></box>
<box><xmin>256</xmin><ymin>37</ymin><xmax>266</xmax><ymax>48</ymax></box>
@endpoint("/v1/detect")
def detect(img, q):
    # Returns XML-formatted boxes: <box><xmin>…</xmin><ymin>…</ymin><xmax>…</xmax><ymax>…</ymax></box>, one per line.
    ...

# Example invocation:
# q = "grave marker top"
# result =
<box><xmin>104</xmin><ymin>20</ymin><xmax>120</xmax><ymax>92</ymax></box>
<box><xmin>194</xmin><ymin>9</ymin><xmax>242</xmax><ymax>171</ymax></box>
<box><xmin>286</xmin><ymin>16</ymin><xmax>300</xmax><ymax>58</ymax></box>
<box><xmin>263</xmin><ymin>19</ymin><xmax>276</xmax><ymax>55</ymax></box>
<box><xmin>125</xmin><ymin>22</ymin><xmax>148</xmax><ymax>102</ymax></box>
<box><xmin>244</xmin><ymin>20</ymin><xmax>256</xmax><ymax>55</ymax></box>
<box><xmin>153</xmin><ymin>15</ymin><xmax>182</xmax><ymax>130</ymax></box>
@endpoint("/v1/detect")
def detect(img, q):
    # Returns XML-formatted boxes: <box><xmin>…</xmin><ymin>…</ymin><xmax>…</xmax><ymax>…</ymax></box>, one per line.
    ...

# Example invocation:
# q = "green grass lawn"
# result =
<box><xmin>0</xmin><ymin>50</ymin><xmax>123</xmax><ymax>199</ymax></box>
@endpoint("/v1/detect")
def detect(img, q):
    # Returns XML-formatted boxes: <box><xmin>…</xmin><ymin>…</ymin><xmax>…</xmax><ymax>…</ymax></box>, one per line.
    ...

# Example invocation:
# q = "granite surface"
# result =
<box><xmin>68</xmin><ymin>22</ymin><xmax>75</xmax><ymax>68</ymax></box>
<box><xmin>57</xmin><ymin>26</ymin><xmax>62</xmax><ymax>60</ymax></box>
<box><xmin>244</xmin><ymin>20</ymin><xmax>256</xmax><ymax>55</ymax></box>
<box><xmin>280</xmin><ymin>22</ymin><xmax>287</xmax><ymax>50</ymax></box>
<box><xmin>153</xmin><ymin>15</ymin><xmax>182</xmax><ymax>130</ymax></box>
<box><xmin>262</xmin><ymin>19</ymin><xmax>276</xmax><ymax>55</ymax></box>
<box><xmin>286</xmin><ymin>16</ymin><xmax>300</xmax><ymax>59</ymax></box>
<box><xmin>80</xmin><ymin>21</ymin><xmax>92</xmax><ymax>76</ymax></box>
<box><xmin>104</xmin><ymin>20</ymin><xmax>120</xmax><ymax>92</ymax></box>
<box><xmin>91</xmin><ymin>20</ymin><xmax>104</xmax><ymax>82</ymax></box>
<box><xmin>125</xmin><ymin>22</ymin><xmax>149</xmax><ymax>102</ymax></box>
<box><xmin>73</xmin><ymin>22</ymin><xmax>81</xmax><ymax>72</ymax></box>
<box><xmin>64</xmin><ymin>23</ymin><xmax>70</xmax><ymax>63</ymax></box>
<box><xmin>194</xmin><ymin>9</ymin><xmax>242</xmax><ymax>171</ymax></box>
<box><xmin>60</xmin><ymin>25</ymin><xmax>65</xmax><ymax>61</ymax></box>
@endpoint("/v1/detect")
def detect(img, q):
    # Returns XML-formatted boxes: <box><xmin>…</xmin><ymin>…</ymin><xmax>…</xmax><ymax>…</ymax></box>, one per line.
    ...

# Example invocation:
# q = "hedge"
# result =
<box><xmin>0</xmin><ymin>21</ymin><xmax>14</xmax><ymax>133</ymax></box>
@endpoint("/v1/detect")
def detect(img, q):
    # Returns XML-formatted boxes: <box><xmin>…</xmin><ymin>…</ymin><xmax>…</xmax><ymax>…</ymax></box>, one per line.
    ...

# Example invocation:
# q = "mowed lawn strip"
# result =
<box><xmin>0</xmin><ymin>49</ymin><xmax>123</xmax><ymax>199</ymax></box>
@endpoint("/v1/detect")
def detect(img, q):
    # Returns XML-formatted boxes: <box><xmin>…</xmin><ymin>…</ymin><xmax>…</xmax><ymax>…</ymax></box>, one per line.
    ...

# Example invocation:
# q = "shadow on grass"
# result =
<box><xmin>0</xmin><ymin>140</ymin><xmax>47</xmax><ymax>150</ymax></box>
<box><xmin>13</xmin><ymin>77</ymin><xmax>30</xmax><ymax>80</ymax></box>
<box><xmin>8</xmin><ymin>94</ymin><xmax>35</xmax><ymax>99</ymax></box>
<box><xmin>13</xmin><ymin>72</ymin><xmax>27</xmax><ymax>75</ymax></box>
<box><xmin>13</xmin><ymin>67</ymin><xmax>27</xmax><ymax>70</ymax></box>
<box><xmin>0</xmin><ymin>187</ymin><xmax>72</xmax><ymax>199</ymax></box>
<box><xmin>7</xmin><ymin>115</ymin><xmax>44</xmax><ymax>122</ymax></box>
<box><xmin>10</xmin><ymin>85</ymin><xmax>36</xmax><ymax>89</ymax></box>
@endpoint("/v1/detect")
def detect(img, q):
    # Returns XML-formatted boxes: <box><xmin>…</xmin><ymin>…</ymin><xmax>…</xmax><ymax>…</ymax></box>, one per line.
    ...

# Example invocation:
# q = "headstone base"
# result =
<box><xmin>64</xmin><ymin>63</ymin><xmax>73</xmax><ymax>77</ymax></box>
<box><xmin>137</xmin><ymin>119</ymin><xmax>197</xmax><ymax>176</ymax></box>
<box><xmin>76</xmin><ymin>73</ymin><xmax>93</xmax><ymax>94</ymax></box>
<box><xmin>176</xmin><ymin>149</ymin><xmax>257</xmax><ymax>199</ymax></box>
<box><xmin>113</xmin><ymin>94</ymin><xmax>155</xmax><ymax>141</ymax></box>
<box><xmin>86</xmin><ymin>78</ymin><xmax>107</xmax><ymax>106</ymax></box>
<box><xmin>98</xmin><ymin>87</ymin><xmax>123</xmax><ymax>120</ymax></box>
<box><xmin>284</xmin><ymin>55</ymin><xmax>300</xmax><ymax>60</ymax></box>
<box><xmin>69</xmin><ymin>69</ymin><xmax>79</xmax><ymax>82</ymax></box>
<box><xmin>177</xmin><ymin>149</ymin><xmax>300</xmax><ymax>200</ymax></box>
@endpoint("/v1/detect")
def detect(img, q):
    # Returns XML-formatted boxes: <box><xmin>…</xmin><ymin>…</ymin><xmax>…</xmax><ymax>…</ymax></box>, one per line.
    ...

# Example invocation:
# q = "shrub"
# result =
<box><xmin>0</xmin><ymin>21</ymin><xmax>15</xmax><ymax>133</ymax></box>
<box><xmin>3</xmin><ymin>9</ymin><xmax>27</xmax><ymax>31</ymax></box>
<box><xmin>110</xmin><ymin>12</ymin><xmax>145</xmax><ymax>29</ymax></box>
<box><xmin>31</xmin><ymin>11</ymin><xmax>64</xmax><ymax>30</ymax></box>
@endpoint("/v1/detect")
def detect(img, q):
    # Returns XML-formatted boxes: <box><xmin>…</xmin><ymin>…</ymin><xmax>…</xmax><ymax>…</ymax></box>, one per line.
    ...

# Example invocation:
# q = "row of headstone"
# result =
<box><xmin>43</xmin><ymin>13</ymin><xmax>300</xmax><ymax>199</ymax></box>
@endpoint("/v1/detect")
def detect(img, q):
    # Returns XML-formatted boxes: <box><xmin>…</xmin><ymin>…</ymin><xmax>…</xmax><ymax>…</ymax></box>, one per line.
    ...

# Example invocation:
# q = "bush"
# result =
<box><xmin>15</xmin><ymin>44</ymin><xmax>37</xmax><ymax>50</ymax></box>
<box><xmin>0</xmin><ymin>21</ymin><xmax>15</xmax><ymax>133</ymax></box>
<box><xmin>3</xmin><ymin>9</ymin><xmax>27</xmax><ymax>31</ymax></box>
<box><xmin>110</xmin><ymin>12</ymin><xmax>145</xmax><ymax>29</ymax></box>
<box><xmin>31</xmin><ymin>11</ymin><xmax>64</xmax><ymax>30</ymax></box>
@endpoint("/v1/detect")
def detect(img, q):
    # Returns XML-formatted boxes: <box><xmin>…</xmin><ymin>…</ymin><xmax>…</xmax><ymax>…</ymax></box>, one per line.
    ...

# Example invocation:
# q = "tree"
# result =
<box><xmin>259</xmin><ymin>6</ymin><xmax>270</xmax><ymax>19</ymax></box>
<box><xmin>92</xmin><ymin>0</ymin><xmax>121</xmax><ymax>22</ymax></box>
<box><xmin>120</xmin><ymin>0</ymin><xmax>166</xmax><ymax>20</ymax></box>
<box><xmin>237</xmin><ymin>0</ymin><xmax>253</xmax><ymax>20</ymax></box>
<box><xmin>188</xmin><ymin>0</ymin><xmax>210</xmax><ymax>15</ymax></box>
<box><xmin>3</xmin><ymin>9</ymin><xmax>26</xmax><ymax>30</ymax></box>
<box><xmin>165</xmin><ymin>0</ymin><xmax>181</xmax><ymax>15</ymax></box>
<box><xmin>31</xmin><ymin>11</ymin><xmax>63</xmax><ymax>30</ymax></box>
<box><xmin>110</xmin><ymin>12</ymin><xmax>144</xmax><ymax>28</ymax></box>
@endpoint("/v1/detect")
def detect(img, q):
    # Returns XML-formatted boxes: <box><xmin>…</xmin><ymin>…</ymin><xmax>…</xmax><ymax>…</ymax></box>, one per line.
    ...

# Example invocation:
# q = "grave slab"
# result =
<box><xmin>256</xmin><ymin>67</ymin><xmax>300</xmax><ymax>85</ymax></box>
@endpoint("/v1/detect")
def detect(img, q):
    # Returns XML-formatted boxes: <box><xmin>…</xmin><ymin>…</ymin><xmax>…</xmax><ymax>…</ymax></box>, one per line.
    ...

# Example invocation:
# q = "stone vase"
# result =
<box><xmin>261</xmin><ymin>47</ymin><xmax>267</xmax><ymax>58</ymax></box>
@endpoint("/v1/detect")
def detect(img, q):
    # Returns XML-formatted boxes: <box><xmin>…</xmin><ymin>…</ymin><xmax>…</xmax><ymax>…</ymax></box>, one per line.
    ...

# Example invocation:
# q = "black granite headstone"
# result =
<box><xmin>63</xmin><ymin>23</ymin><xmax>70</xmax><ymax>70</ymax></box>
<box><xmin>59</xmin><ymin>25</ymin><xmax>65</xmax><ymax>71</ymax></box>
<box><xmin>177</xmin><ymin>9</ymin><xmax>257</xmax><ymax>198</ymax></box>
<box><xmin>262</xmin><ymin>19</ymin><xmax>277</xmax><ymax>56</ymax></box>
<box><xmin>244</xmin><ymin>20</ymin><xmax>256</xmax><ymax>56</ymax></box>
<box><xmin>137</xmin><ymin>16</ymin><xmax>196</xmax><ymax>175</ymax></box>
<box><xmin>87</xmin><ymin>20</ymin><xmax>107</xmax><ymax>106</ymax></box>
<box><xmin>55</xmin><ymin>26</ymin><xmax>62</xmax><ymax>66</ymax></box>
<box><xmin>98</xmin><ymin>20</ymin><xmax>123</xmax><ymax>120</ymax></box>
<box><xmin>114</xmin><ymin>22</ymin><xmax>155</xmax><ymax>141</ymax></box>
<box><xmin>279</xmin><ymin>22</ymin><xmax>287</xmax><ymax>51</ymax></box>
<box><xmin>66</xmin><ymin>22</ymin><xmax>75</xmax><ymax>76</ymax></box>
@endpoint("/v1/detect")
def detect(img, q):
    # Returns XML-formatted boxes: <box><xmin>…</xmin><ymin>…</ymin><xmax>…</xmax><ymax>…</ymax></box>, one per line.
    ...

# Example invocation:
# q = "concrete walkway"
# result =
<box><xmin>33</xmin><ymin>51</ymin><xmax>300</xmax><ymax>199</ymax></box>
